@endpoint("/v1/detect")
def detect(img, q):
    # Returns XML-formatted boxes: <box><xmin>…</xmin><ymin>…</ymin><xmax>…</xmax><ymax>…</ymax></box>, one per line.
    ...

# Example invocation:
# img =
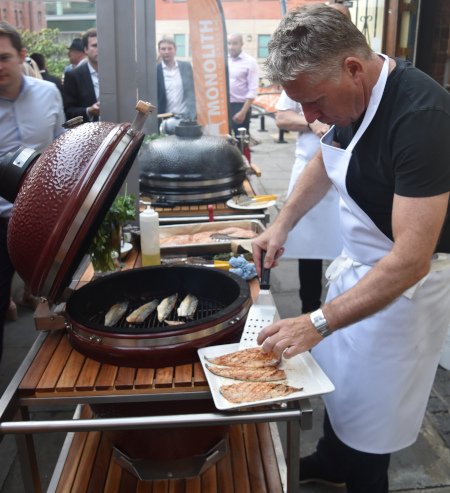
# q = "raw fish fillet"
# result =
<box><xmin>220</xmin><ymin>382</ymin><xmax>301</xmax><ymax>404</ymax></box>
<box><xmin>206</xmin><ymin>364</ymin><xmax>286</xmax><ymax>382</ymax></box>
<box><xmin>204</xmin><ymin>347</ymin><xmax>280</xmax><ymax>368</ymax></box>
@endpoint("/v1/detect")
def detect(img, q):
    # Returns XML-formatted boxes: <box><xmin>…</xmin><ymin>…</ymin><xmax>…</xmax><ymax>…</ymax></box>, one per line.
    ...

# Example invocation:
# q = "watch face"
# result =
<box><xmin>310</xmin><ymin>310</ymin><xmax>331</xmax><ymax>337</ymax></box>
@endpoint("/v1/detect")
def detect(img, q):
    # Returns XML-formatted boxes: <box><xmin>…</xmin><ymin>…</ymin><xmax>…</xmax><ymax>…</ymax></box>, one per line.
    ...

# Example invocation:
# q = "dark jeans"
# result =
<box><xmin>298</xmin><ymin>259</ymin><xmax>323</xmax><ymax>313</ymax></box>
<box><xmin>0</xmin><ymin>218</ymin><xmax>15</xmax><ymax>361</ymax></box>
<box><xmin>229</xmin><ymin>102</ymin><xmax>252</xmax><ymax>136</ymax></box>
<box><xmin>315</xmin><ymin>411</ymin><xmax>391</xmax><ymax>493</ymax></box>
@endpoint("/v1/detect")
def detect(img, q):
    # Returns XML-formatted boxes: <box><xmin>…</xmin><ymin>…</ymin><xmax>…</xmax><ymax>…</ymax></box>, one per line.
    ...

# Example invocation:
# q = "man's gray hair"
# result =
<box><xmin>265</xmin><ymin>4</ymin><xmax>373</xmax><ymax>85</ymax></box>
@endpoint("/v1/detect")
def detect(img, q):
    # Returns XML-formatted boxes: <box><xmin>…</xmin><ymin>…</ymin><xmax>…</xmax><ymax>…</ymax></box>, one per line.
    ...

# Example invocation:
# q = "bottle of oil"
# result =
<box><xmin>139</xmin><ymin>204</ymin><xmax>160</xmax><ymax>266</ymax></box>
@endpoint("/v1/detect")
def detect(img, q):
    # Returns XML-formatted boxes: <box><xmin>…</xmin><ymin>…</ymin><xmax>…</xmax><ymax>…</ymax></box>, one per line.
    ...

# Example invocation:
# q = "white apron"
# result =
<box><xmin>312</xmin><ymin>55</ymin><xmax>450</xmax><ymax>454</ymax></box>
<box><xmin>283</xmin><ymin>132</ymin><xmax>342</xmax><ymax>260</ymax></box>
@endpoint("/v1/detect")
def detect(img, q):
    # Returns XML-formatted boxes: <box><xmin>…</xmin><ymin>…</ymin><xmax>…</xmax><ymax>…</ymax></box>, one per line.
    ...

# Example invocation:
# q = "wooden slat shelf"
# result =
<box><xmin>18</xmin><ymin>330</ymin><xmax>209</xmax><ymax>398</ymax></box>
<box><xmin>52</xmin><ymin>406</ymin><xmax>284</xmax><ymax>493</ymax></box>
<box><xmin>19</xmin><ymin>239</ymin><xmax>260</xmax><ymax>400</ymax></box>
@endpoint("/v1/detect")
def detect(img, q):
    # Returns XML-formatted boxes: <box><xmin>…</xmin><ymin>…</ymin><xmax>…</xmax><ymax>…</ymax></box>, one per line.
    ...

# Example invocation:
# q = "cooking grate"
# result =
<box><xmin>89</xmin><ymin>295</ymin><xmax>227</xmax><ymax>334</ymax></box>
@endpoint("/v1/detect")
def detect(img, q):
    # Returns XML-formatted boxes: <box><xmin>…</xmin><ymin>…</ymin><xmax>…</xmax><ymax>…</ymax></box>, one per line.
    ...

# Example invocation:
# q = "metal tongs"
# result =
<box><xmin>234</xmin><ymin>194</ymin><xmax>277</xmax><ymax>206</ymax></box>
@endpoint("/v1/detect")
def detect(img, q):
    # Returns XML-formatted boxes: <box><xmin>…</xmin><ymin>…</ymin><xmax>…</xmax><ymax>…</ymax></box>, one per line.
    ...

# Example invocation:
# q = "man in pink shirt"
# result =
<box><xmin>227</xmin><ymin>33</ymin><xmax>259</xmax><ymax>136</ymax></box>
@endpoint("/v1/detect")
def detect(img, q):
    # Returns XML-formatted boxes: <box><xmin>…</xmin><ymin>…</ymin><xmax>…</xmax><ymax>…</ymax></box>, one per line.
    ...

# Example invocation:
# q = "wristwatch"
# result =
<box><xmin>310</xmin><ymin>309</ymin><xmax>332</xmax><ymax>338</ymax></box>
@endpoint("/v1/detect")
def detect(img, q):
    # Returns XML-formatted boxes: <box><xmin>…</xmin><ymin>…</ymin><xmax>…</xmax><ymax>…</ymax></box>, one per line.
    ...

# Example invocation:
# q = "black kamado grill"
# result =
<box><xmin>138</xmin><ymin>120</ymin><xmax>249</xmax><ymax>206</ymax></box>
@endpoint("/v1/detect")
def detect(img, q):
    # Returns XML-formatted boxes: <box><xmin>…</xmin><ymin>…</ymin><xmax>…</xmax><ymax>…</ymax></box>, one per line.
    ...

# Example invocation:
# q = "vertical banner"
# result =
<box><xmin>187</xmin><ymin>0</ymin><xmax>229</xmax><ymax>136</ymax></box>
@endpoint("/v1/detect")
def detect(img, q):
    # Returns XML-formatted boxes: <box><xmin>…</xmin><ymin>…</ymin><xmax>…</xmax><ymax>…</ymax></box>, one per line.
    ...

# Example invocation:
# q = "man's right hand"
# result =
<box><xmin>87</xmin><ymin>101</ymin><xmax>100</xmax><ymax>118</ymax></box>
<box><xmin>251</xmin><ymin>223</ymin><xmax>287</xmax><ymax>276</ymax></box>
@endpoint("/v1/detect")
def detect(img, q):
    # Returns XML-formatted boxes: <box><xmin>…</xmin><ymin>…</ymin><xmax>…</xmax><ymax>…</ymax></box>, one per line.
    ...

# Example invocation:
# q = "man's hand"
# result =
<box><xmin>88</xmin><ymin>101</ymin><xmax>100</xmax><ymax>118</ymax></box>
<box><xmin>308</xmin><ymin>120</ymin><xmax>329</xmax><ymax>138</ymax></box>
<box><xmin>232</xmin><ymin>109</ymin><xmax>246</xmax><ymax>124</ymax></box>
<box><xmin>256</xmin><ymin>314</ymin><xmax>323</xmax><ymax>359</ymax></box>
<box><xmin>251</xmin><ymin>222</ymin><xmax>287</xmax><ymax>275</ymax></box>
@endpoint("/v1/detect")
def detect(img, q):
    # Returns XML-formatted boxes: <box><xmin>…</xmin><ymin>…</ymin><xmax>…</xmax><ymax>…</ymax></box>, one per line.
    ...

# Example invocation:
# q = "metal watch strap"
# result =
<box><xmin>310</xmin><ymin>308</ymin><xmax>332</xmax><ymax>338</ymax></box>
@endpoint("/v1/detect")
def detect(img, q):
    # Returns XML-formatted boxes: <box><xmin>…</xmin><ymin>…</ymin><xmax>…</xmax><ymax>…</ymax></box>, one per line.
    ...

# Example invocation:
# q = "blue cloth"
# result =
<box><xmin>229</xmin><ymin>255</ymin><xmax>257</xmax><ymax>280</ymax></box>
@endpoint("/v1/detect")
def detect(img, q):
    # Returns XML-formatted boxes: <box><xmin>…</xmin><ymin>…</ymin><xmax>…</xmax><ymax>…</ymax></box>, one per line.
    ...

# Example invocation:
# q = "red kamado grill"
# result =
<box><xmin>65</xmin><ymin>265</ymin><xmax>251</xmax><ymax>367</ymax></box>
<box><xmin>0</xmin><ymin>101</ymin><xmax>252</xmax><ymax>369</ymax></box>
<box><xmin>0</xmin><ymin>102</ymin><xmax>256</xmax><ymax>479</ymax></box>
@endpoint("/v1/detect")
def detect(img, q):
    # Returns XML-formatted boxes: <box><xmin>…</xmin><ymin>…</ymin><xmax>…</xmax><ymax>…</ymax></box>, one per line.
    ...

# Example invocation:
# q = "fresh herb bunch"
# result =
<box><xmin>108</xmin><ymin>193</ymin><xmax>137</xmax><ymax>226</ymax></box>
<box><xmin>88</xmin><ymin>192</ymin><xmax>136</xmax><ymax>272</ymax></box>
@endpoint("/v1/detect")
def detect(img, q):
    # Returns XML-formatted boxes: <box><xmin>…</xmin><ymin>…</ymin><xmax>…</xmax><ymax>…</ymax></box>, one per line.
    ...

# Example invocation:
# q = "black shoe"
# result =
<box><xmin>300</xmin><ymin>454</ymin><xmax>346</xmax><ymax>488</ymax></box>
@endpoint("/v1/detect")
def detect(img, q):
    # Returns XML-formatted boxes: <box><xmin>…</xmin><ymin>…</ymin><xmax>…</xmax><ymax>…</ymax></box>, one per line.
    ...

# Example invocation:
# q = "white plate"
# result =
<box><xmin>226</xmin><ymin>198</ymin><xmax>277</xmax><ymax>210</ymax></box>
<box><xmin>120</xmin><ymin>242</ymin><xmax>133</xmax><ymax>259</ymax></box>
<box><xmin>198</xmin><ymin>343</ymin><xmax>334</xmax><ymax>411</ymax></box>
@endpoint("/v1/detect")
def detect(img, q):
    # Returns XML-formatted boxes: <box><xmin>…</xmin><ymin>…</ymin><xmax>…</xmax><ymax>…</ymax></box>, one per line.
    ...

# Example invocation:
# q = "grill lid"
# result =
<box><xmin>5</xmin><ymin>101</ymin><xmax>154</xmax><ymax>303</ymax></box>
<box><xmin>138</xmin><ymin>121</ymin><xmax>247</xmax><ymax>206</ymax></box>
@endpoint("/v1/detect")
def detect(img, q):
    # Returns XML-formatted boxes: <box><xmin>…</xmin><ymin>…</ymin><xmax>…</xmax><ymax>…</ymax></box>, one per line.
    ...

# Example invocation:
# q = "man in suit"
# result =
<box><xmin>63</xmin><ymin>28</ymin><xmax>99</xmax><ymax>122</ymax></box>
<box><xmin>157</xmin><ymin>37</ymin><xmax>196</xmax><ymax>120</ymax></box>
<box><xmin>64</xmin><ymin>37</ymin><xmax>87</xmax><ymax>73</ymax></box>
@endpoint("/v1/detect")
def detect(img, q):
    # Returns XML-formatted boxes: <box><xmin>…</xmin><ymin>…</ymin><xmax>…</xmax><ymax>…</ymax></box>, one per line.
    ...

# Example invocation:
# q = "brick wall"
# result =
<box><xmin>0</xmin><ymin>0</ymin><xmax>46</xmax><ymax>31</ymax></box>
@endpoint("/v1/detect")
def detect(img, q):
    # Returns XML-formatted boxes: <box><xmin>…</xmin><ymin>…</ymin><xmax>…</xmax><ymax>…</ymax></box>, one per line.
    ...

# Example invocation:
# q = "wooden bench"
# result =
<box><xmin>48</xmin><ymin>405</ymin><xmax>286</xmax><ymax>493</ymax></box>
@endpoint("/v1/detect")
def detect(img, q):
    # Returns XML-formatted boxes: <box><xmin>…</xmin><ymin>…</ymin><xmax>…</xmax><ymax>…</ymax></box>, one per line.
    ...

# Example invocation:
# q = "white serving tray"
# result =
<box><xmin>197</xmin><ymin>343</ymin><xmax>335</xmax><ymax>411</ymax></box>
<box><xmin>226</xmin><ymin>198</ymin><xmax>277</xmax><ymax>210</ymax></box>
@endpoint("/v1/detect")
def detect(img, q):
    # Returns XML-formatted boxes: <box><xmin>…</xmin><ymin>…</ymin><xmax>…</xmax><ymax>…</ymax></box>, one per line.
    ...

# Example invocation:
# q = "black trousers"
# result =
<box><xmin>0</xmin><ymin>218</ymin><xmax>15</xmax><ymax>361</ymax></box>
<box><xmin>229</xmin><ymin>102</ymin><xmax>252</xmax><ymax>136</ymax></box>
<box><xmin>315</xmin><ymin>411</ymin><xmax>391</xmax><ymax>493</ymax></box>
<box><xmin>298</xmin><ymin>259</ymin><xmax>323</xmax><ymax>314</ymax></box>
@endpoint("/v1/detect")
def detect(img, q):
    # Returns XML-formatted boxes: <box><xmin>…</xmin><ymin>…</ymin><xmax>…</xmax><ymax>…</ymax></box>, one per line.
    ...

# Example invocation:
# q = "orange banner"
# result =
<box><xmin>187</xmin><ymin>0</ymin><xmax>229</xmax><ymax>136</ymax></box>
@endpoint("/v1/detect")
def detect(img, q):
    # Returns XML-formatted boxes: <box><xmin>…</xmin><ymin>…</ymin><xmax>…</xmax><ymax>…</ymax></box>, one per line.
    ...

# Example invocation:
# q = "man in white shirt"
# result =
<box><xmin>156</xmin><ymin>37</ymin><xmax>196</xmax><ymax>120</ymax></box>
<box><xmin>0</xmin><ymin>21</ymin><xmax>65</xmax><ymax>359</ymax></box>
<box><xmin>227</xmin><ymin>33</ymin><xmax>259</xmax><ymax>136</ymax></box>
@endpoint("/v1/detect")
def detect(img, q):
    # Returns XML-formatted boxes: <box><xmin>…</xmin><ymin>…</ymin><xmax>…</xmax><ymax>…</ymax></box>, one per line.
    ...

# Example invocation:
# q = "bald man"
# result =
<box><xmin>227</xmin><ymin>33</ymin><xmax>259</xmax><ymax>137</ymax></box>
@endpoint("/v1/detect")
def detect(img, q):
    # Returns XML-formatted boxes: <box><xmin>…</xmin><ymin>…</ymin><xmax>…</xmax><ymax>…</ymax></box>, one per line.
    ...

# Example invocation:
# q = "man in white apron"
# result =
<box><xmin>252</xmin><ymin>5</ymin><xmax>450</xmax><ymax>492</ymax></box>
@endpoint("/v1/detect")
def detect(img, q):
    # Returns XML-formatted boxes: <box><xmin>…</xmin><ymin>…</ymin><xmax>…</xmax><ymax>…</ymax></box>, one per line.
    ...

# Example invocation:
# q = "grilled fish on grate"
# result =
<box><xmin>177</xmin><ymin>294</ymin><xmax>198</xmax><ymax>319</ymax></box>
<box><xmin>104</xmin><ymin>301</ymin><xmax>129</xmax><ymax>327</ymax></box>
<box><xmin>157</xmin><ymin>293</ymin><xmax>178</xmax><ymax>322</ymax></box>
<box><xmin>126</xmin><ymin>299</ymin><xmax>159</xmax><ymax>324</ymax></box>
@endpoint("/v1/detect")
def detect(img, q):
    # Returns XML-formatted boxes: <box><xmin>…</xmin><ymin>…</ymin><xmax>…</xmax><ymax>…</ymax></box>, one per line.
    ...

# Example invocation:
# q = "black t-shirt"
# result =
<box><xmin>334</xmin><ymin>58</ymin><xmax>450</xmax><ymax>252</ymax></box>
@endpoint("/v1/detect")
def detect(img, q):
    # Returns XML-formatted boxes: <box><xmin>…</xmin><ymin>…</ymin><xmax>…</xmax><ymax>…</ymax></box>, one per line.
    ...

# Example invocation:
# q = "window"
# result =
<box><xmin>174</xmin><ymin>34</ymin><xmax>187</xmax><ymax>57</ymax></box>
<box><xmin>258</xmin><ymin>34</ymin><xmax>271</xmax><ymax>58</ymax></box>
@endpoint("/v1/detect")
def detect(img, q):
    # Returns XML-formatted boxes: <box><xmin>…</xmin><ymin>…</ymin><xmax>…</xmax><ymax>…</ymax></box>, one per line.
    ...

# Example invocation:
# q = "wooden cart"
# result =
<box><xmin>0</xmin><ymin>252</ymin><xmax>312</xmax><ymax>493</ymax></box>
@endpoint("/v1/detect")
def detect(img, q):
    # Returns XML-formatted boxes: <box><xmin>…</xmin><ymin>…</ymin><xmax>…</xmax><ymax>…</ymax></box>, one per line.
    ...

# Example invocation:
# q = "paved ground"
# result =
<box><xmin>0</xmin><ymin>116</ymin><xmax>449</xmax><ymax>492</ymax></box>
